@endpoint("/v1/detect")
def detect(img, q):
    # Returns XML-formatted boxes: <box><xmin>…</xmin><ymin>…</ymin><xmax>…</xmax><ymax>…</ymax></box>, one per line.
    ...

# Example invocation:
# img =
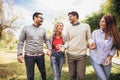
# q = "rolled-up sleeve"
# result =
<box><xmin>63</xmin><ymin>30</ymin><xmax>69</xmax><ymax>49</ymax></box>
<box><xmin>109</xmin><ymin>47</ymin><xmax>116</xmax><ymax>56</ymax></box>
<box><xmin>86</xmin><ymin>24</ymin><xmax>94</xmax><ymax>44</ymax></box>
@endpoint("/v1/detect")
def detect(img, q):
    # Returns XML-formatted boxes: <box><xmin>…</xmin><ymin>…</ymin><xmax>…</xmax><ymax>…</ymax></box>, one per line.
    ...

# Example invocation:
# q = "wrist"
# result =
<box><xmin>108</xmin><ymin>55</ymin><xmax>113</xmax><ymax>59</ymax></box>
<box><xmin>17</xmin><ymin>53</ymin><xmax>23</xmax><ymax>56</ymax></box>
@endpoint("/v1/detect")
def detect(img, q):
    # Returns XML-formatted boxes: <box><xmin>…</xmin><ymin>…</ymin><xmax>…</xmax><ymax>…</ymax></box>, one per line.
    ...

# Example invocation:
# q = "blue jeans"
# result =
<box><xmin>90</xmin><ymin>58</ymin><xmax>111</xmax><ymax>80</ymax></box>
<box><xmin>24</xmin><ymin>55</ymin><xmax>46</xmax><ymax>80</ymax></box>
<box><xmin>51</xmin><ymin>50</ymin><xmax>65</xmax><ymax>80</ymax></box>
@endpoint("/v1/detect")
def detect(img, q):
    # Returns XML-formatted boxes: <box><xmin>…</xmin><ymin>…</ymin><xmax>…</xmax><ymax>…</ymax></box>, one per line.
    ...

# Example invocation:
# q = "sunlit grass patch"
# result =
<box><xmin>0</xmin><ymin>51</ymin><xmax>120</xmax><ymax>80</ymax></box>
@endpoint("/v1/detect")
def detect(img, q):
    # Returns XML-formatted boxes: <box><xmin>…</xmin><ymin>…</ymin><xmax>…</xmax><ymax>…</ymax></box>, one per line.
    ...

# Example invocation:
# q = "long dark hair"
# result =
<box><xmin>103</xmin><ymin>14</ymin><xmax>120</xmax><ymax>50</ymax></box>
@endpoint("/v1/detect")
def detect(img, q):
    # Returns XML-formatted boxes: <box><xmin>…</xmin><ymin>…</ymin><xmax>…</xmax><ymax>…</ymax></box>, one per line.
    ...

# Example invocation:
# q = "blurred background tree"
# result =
<box><xmin>83</xmin><ymin>0</ymin><xmax>120</xmax><ymax>31</ymax></box>
<box><xmin>0</xmin><ymin>0</ymin><xmax>18</xmax><ymax>38</ymax></box>
<box><xmin>102</xmin><ymin>0</ymin><xmax>120</xmax><ymax>30</ymax></box>
<box><xmin>0</xmin><ymin>0</ymin><xmax>23</xmax><ymax>50</ymax></box>
<box><xmin>82</xmin><ymin>0</ymin><xmax>120</xmax><ymax>56</ymax></box>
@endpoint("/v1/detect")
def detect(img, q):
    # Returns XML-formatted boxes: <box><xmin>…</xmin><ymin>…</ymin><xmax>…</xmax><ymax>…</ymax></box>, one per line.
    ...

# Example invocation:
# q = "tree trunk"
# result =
<box><xmin>117</xmin><ymin>50</ymin><xmax>119</xmax><ymax>56</ymax></box>
<box><xmin>0</xmin><ymin>28</ymin><xmax>2</xmax><ymax>38</ymax></box>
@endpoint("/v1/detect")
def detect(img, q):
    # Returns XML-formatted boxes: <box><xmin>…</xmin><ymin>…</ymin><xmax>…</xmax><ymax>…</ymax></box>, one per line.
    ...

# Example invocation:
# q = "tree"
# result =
<box><xmin>0</xmin><ymin>0</ymin><xmax>19</xmax><ymax>38</ymax></box>
<box><xmin>82</xmin><ymin>0</ymin><xmax>120</xmax><ymax>56</ymax></box>
<box><xmin>83</xmin><ymin>0</ymin><xmax>120</xmax><ymax>31</ymax></box>
<box><xmin>82</xmin><ymin>12</ymin><xmax>104</xmax><ymax>32</ymax></box>
<box><xmin>101</xmin><ymin>0</ymin><xmax>120</xmax><ymax>30</ymax></box>
<box><xmin>0</xmin><ymin>0</ymin><xmax>4</xmax><ymax>37</ymax></box>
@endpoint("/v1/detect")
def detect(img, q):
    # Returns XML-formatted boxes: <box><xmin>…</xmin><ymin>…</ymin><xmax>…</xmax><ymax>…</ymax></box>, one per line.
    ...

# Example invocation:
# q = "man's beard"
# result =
<box><xmin>39</xmin><ymin>23</ymin><xmax>42</xmax><ymax>25</ymax></box>
<box><xmin>70</xmin><ymin>21</ymin><xmax>74</xmax><ymax>24</ymax></box>
<box><xmin>38</xmin><ymin>21</ymin><xmax>42</xmax><ymax>26</ymax></box>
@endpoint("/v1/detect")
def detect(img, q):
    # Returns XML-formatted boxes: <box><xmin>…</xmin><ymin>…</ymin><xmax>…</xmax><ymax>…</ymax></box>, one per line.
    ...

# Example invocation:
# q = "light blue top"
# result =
<box><xmin>90</xmin><ymin>29</ymin><xmax>116</xmax><ymax>64</ymax></box>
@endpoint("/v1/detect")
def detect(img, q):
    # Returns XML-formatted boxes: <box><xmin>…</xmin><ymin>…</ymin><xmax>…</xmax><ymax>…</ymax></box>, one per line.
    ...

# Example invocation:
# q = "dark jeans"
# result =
<box><xmin>24</xmin><ymin>55</ymin><xmax>46</xmax><ymax>80</ymax></box>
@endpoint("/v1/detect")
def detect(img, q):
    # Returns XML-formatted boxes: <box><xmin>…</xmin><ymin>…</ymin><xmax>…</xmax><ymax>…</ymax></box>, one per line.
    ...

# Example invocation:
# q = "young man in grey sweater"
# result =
<box><xmin>17</xmin><ymin>12</ymin><xmax>51</xmax><ymax>80</ymax></box>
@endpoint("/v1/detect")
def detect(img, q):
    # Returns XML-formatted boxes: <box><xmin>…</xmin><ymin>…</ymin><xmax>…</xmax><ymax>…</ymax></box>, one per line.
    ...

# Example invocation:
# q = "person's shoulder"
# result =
<box><xmin>92</xmin><ymin>29</ymin><xmax>100</xmax><ymax>33</ymax></box>
<box><xmin>40</xmin><ymin>26</ymin><xmax>46</xmax><ymax>30</ymax></box>
<box><xmin>23</xmin><ymin>25</ymin><xmax>32</xmax><ymax>29</ymax></box>
<box><xmin>62</xmin><ymin>33</ymin><xmax>67</xmax><ymax>37</ymax></box>
<box><xmin>80</xmin><ymin>23</ymin><xmax>90</xmax><ymax>28</ymax></box>
<box><xmin>21</xmin><ymin>25</ymin><xmax>30</xmax><ymax>31</ymax></box>
<box><xmin>80</xmin><ymin>23</ymin><xmax>89</xmax><ymax>26</ymax></box>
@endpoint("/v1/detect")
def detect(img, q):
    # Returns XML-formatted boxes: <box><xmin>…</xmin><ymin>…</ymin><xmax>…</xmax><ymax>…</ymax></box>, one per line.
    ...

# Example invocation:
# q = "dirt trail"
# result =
<box><xmin>0</xmin><ymin>50</ymin><xmax>17</xmax><ymax>64</ymax></box>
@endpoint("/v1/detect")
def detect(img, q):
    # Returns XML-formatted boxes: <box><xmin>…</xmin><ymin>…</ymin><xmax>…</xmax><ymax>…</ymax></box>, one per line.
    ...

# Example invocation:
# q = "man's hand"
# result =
<box><xmin>89</xmin><ymin>42</ymin><xmax>96</xmax><ymax>50</ymax></box>
<box><xmin>46</xmin><ymin>49</ymin><xmax>52</xmax><ymax>56</ymax></box>
<box><xmin>17</xmin><ymin>55</ymin><xmax>24</xmax><ymax>63</ymax></box>
<box><xmin>58</xmin><ymin>47</ymin><xmax>65</xmax><ymax>52</ymax></box>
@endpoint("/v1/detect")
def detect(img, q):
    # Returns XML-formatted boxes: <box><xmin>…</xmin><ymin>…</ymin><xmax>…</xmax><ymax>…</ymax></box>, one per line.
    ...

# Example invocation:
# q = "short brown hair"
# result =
<box><xmin>68</xmin><ymin>11</ymin><xmax>79</xmax><ymax>19</ymax></box>
<box><xmin>32</xmin><ymin>12</ymin><xmax>43</xmax><ymax>20</ymax></box>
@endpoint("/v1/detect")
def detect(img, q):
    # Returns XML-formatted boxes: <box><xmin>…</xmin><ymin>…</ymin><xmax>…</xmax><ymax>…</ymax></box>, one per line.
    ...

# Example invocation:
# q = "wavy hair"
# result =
<box><xmin>103</xmin><ymin>14</ymin><xmax>120</xmax><ymax>50</ymax></box>
<box><xmin>53</xmin><ymin>22</ymin><xmax>64</xmax><ymax>36</ymax></box>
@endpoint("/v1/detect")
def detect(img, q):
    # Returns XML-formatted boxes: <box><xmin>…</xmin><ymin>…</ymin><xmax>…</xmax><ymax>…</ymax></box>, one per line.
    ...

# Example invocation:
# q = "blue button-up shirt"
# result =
<box><xmin>90</xmin><ymin>29</ymin><xmax>116</xmax><ymax>64</ymax></box>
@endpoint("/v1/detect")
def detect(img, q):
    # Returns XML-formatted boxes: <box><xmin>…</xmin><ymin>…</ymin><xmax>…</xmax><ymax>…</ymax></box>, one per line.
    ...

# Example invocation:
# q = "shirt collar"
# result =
<box><xmin>100</xmin><ymin>29</ymin><xmax>104</xmax><ymax>33</ymax></box>
<box><xmin>72</xmin><ymin>22</ymin><xmax>80</xmax><ymax>26</ymax></box>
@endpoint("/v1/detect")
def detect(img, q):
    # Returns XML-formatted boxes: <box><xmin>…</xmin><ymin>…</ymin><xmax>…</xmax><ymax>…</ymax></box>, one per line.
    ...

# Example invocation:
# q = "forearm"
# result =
<box><xmin>17</xmin><ymin>40</ymin><xmax>24</xmax><ymax>55</ymax></box>
<box><xmin>109</xmin><ymin>47</ymin><xmax>116</xmax><ymax>56</ymax></box>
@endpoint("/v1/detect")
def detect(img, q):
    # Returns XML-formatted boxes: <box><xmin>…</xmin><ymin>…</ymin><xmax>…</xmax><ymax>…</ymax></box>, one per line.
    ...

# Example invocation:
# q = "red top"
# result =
<box><xmin>52</xmin><ymin>37</ymin><xmax>64</xmax><ymax>51</ymax></box>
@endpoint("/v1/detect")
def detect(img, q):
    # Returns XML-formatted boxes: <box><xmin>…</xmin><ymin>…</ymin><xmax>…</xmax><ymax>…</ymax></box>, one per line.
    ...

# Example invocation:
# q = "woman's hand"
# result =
<box><xmin>104</xmin><ymin>55</ymin><xmax>113</xmax><ymax>66</ymax></box>
<box><xmin>89</xmin><ymin>42</ymin><xmax>96</xmax><ymax>50</ymax></box>
<box><xmin>58</xmin><ymin>47</ymin><xmax>65</xmax><ymax>52</ymax></box>
<box><xmin>46</xmin><ymin>49</ymin><xmax>52</xmax><ymax>56</ymax></box>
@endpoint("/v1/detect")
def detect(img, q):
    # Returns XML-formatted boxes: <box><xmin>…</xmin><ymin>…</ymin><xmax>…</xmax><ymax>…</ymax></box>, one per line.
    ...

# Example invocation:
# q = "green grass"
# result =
<box><xmin>0</xmin><ymin>53</ymin><xmax>120</xmax><ymax>80</ymax></box>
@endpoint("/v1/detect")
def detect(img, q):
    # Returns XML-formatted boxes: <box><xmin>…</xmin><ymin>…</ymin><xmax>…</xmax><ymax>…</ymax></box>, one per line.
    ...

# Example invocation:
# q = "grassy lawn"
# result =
<box><xmin>0</xmin><ymin>49</ymin><xmax>120</xmax><ymax>80</ymax></box>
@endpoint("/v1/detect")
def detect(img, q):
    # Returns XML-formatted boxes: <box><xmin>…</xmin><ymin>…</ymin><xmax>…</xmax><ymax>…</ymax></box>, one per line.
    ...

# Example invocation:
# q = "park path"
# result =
<box><xmin>0</xmin><ymin>50</ymin><xmax>17</xmax><ymax>64</ymax></box>
<box><xmin>0</xmin><ymin>49</ymin><xmax>120</xmax><ymax>65</ymax></box>
<box><xmin>112</xmin><ymin>57</ymin><xmax>120</xmax><ymax>65</ymax></box>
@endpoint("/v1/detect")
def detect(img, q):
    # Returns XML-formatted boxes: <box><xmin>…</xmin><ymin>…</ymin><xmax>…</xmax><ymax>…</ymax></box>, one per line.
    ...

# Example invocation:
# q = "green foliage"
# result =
<box><xmin>46</xmin><ymin>29</ymin><xmax>52</xmax><ymax>37</ymax></box>
<box><xmin>0</xmin><ymin>0</ymin><xmax>22</xmax><ymax>38</ymax></box>
<box><xmin>0</xmin><ymin>62</ymin><xmax>26</xmax><ymax>80</ymax></box>
<box><xmin>0</xmin><ymin>30</ymin><xmax>17</xmax><ymax>50</ymax></box>
<box><xmin>83</xmin><ymin>0</ymin><xmax>120</xmax><ymax>32</ymax></box>
<box><xmin>82</xmin><ymin>12</ymin><xmax>104</xmax><ymax>32</ymax></box>
<box><xmin>101</xmin><ymin>0</ymin><xmax>120</xmax><ymax>29</ymax></box>
<box><xmin>0</xmin><ymin>54</ymin><xmax>120</xmax><ymax>80</ymax></box>
<box><xmin>103</xmin><ymin>0</ymin><xmax>120</xmax><ymax>16</ymax></box>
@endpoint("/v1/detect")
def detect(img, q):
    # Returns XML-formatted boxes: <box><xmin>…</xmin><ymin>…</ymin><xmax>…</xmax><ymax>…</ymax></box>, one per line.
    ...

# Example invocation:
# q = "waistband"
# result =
<box><xmin>25</xmin><ymin>52</ymin><xmax>44</xmax><ymax>56</ymax></box>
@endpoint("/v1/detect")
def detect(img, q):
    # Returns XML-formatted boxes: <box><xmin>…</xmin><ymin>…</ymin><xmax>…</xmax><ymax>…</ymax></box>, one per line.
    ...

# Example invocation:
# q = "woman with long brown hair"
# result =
<box><xmin>89</xmin><ymin>14</ymin><xmax>120</xmax><ymax>80</ymax></box>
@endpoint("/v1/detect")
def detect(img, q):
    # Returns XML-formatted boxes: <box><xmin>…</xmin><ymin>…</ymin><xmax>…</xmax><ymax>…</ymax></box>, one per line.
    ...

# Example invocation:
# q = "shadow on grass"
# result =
<box><xmin>86</xmin><ymin>55</ymin><xmax>92</xmax><ymax>67</ymax></box>
<box><xmin>0</xmin><ymin>55</ymin><xmax>120</xmax><ymax>80</ymax></box>
<box><xmin>86</xmin><ymin>73</ymin><xmax>97</xmax><ymax>80</ymax></box>
<box><xmin>109</xmin><ymin>73</ymin><xmax>120</xmax><ymax>80</ymax></box>
<box><xmin>0</xmin><ymin>62</ymin><xmax>26</xmax><ymax>80</ymax></box>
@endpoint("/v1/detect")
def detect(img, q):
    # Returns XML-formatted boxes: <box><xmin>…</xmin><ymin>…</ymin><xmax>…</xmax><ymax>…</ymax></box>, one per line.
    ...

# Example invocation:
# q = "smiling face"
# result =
<box><xmin>68</xmin><ymin>14</ymin><xmax>76</xmax><ymax>24</ymax></box>
<box><xmin>56</xmin><ymin>23</ymin><xmax>63</xmax><ymax>32</ymax></box>
<box><xmin>33</xmin><ymin>12</ymin><xmax>44</xmax><ymax>27</ymax></box>
<box><xmin>36</xmin><ymin>14</ymin><xmax>44</xmax><ymax>25</ymax></box>
<box><xmin>99</xmin><ymin>17</ymin><xmax>106</xmax><ymax>30</ymax></box>
<box><xmin>68</xmin><ymin>14</ymin><xmax>78</xmax><ymax>24</ymax></box>
<box><xmin>53</xmin><ymin>22</ymin><xmax>64</xmax><ymax>36</ymax></box>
